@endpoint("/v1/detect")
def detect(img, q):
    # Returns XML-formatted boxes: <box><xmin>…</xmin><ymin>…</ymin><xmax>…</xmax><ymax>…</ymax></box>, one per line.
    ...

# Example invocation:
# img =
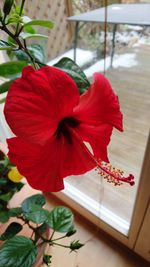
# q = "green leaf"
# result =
<box><xmin>54</xmin><ymin>57</ymin><xmax>90</xmax><ymax>94</ymax></box>
<box><xmin>7</xmin><ymin>14</ymin><xmax>21</xmax><ymax>25</ymax></box>
<box><xmin>20</xmin><ymin>32</ymin><xmax>48</xmax><ymax>40</ymax></box>
<box><xmin>14</xmin><ymin>50</ymin><xmax>29</xmax><ymax>62</ymax></box>
<box><xmin>24</xmin><ymin>19</ymin><xmax>54</xmax><ymax>29</ymax></box>
<box><xmin>0</xmin><ymin>40</ymin><xmax>12</xmax><ymax>51</ymax></box>
<box><xmin>21</xmin><ymin>194</ymin><xmax>46</xmax><ymax>213</ymax></box>
<box><xmin>3</xmin><ymin>0</ymin><xmax>14</xmax><ymax>16</ymax></box>
<box><xmin>15</xmin><ymin>5</ymin><xmax>22</xmax><ymax>15</ymax></box>
<box><xmin>0</xmin><ymin>156</ymin><xmax>10</xmax><ymax>168</ymax></box>
<box><xmin>0</xmin><ymin>61</ymin><xmax>27</xmax><ymax>79</ymax></box>
<box><xmin>23</xmin><ymin>204</ymin><xmax>49</xmax><ymax>224</ymax></box>
<box><xmin>0</xmin><ymin>210</ymin><xmax>9</xmax><ymax>223</ymax></box>
<box><xmin>0</xmin><ymin>97</ymin><xmax>6</xmax><ymax>104</ymax></box>
<box><xmin>0</xmin><ymin>236</ymin><xmax>37</xmax><ymax>267</ymax></box>
<box><xmin>8</xmin><ymin>181</ymin><xmax>24</xmax><ymax>195</ymax></box>
<box><xmin>46</xmin><ymin>206</ymin><xmax>74</xmax><ymax>233</ymax></box>
<box><xmin>0</xmin><ymin>80</ymin><xmax>14</xmax><ymax>94</ymax></box>
<box><xmin>0</xmin><ymin>177</ymin><xmax>7</xmax><ymax>186</ymax></box>
<box><xmin>8</xmin><ymin>207</ymin><xmax>22</xmax><ymax>217</ymax></box>
<box><xmin>14</xmin><ymin>44</ymin><xmax>45</xmax><ymax>63</ymax></box>
<box><xmin>22</xmin><ymin>16</ymin><xmax>36</xmax><ymax>34</ymax></box>
<box><xmin>7</xmin><ymin>36</ymin><xmax>16</xmax><ymax>46</ymax></box>
<box><xmin>24</xmin><ymin>25</ymin><xmax>36</xmax><ymax>34</ymax></box>
<box><xmin>28</xmin><ymin>44</ymin><xmax>45</xmax><ymax>63</ymax></box>
<box><xmin>0</xmin><ymin>222</ymin><xmax>22</xmax><ymax>241</ymax></box>
<box><xmin>0</xmin><ymin>192</ymin><xmax>13</xmax><ymax>202</ymax></box>
<box><xmin>34</xmin><ymin>223</ymin><xmax>47</xmax><ymax>243</ymax></box>
<box><xmin>0</xmin><ymin>9</ymin><xmax>2</xmax><ymax>21</ymax></box>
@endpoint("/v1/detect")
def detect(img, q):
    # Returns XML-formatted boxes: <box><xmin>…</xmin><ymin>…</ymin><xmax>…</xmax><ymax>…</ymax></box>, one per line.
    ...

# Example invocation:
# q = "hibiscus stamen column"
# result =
<box><xmin>96</xmin><ymin>160</ymin><xmax>135</xmax><ymax>186</ymax></box>
<box><xmin>72</xmin><ymin>128</ymin><xmax>135</xmax><ymax>187</ymax></box>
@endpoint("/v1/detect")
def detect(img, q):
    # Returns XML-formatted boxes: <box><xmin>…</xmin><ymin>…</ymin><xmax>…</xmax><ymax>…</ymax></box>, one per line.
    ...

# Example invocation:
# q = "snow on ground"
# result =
<box><xmin>47</xmin><ymin>28</ymin><xmax>149</xmax><ymax>78</ymax></box>
<box><xmin>47</xmin><ymin>48</ymin><xmax>94</xmax><ymax>68</ymax></box>
<box><xmin>84</xmin><ymin>53</ymin><xmax>137</xmax><ymax>78</ymax></box>
<box><xmin>48</xmin><ymin>48</ymin><xmax>137</xmax><ymax>78</ymax></box>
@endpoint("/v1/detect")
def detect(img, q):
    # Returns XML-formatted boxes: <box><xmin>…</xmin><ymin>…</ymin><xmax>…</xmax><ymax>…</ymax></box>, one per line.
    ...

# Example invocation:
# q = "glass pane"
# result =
<box><xmin>65</xmin><ymin>42</ymin><xmax>150</xmax><ymax>235</ymax></box>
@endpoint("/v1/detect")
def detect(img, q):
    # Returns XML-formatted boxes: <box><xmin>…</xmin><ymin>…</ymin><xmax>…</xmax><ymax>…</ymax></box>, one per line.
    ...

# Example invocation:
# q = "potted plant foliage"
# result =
<box><xmin>0</xmin><ymin>0</ymin><xmax>134</xmax><ymax>266</ymax></box>
<box><xmin>0</xmin><ymin>146</ymin><xmax>83</xmax><ymax>267</ymax></box>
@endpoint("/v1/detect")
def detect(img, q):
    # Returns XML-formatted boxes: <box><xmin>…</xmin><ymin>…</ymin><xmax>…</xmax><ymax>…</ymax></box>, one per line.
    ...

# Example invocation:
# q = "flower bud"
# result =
<box><xmin>70</xmin><ymin>240</ymin><xmax>84</xmax><ymax>251</ymax></box>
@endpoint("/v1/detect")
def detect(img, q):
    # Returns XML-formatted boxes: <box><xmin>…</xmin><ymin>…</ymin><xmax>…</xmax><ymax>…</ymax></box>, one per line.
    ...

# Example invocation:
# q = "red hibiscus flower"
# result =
<box><xmin>4</xmin><ymin>66</ymin><xmax>134</xmax><ymax>192</ymax></box>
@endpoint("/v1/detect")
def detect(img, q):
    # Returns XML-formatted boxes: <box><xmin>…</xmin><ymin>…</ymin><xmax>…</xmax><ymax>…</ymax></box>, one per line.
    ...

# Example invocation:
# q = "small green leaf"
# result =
<box><xmin>20</xmin><ymin>32</ymin><xmax>48</xmax><ymax>39</ymax></box>
<box><xmin>9</xmin><ymin>181</ymin><xmax>24</xmax><ymax>194</ymax></box>
<box><xmin>24</xmin><ymin>19</ymin><xmax>54</xmax><ymax>29</ymax></box>
<box><xmin>8</xmin><ymin>207</ymin><xmax>22</xmax><ymax>217</ymax></box>
<box><xmin>28</xmin><ymin>44</ymin><xmax>45</xmax><ymax>63</ymax></box>
<box><xmin>0</xmin><ymin>61</ymin><xmax>27</xmax><ymax>79</ymax></box>
<box><xmin>54</xmin><ymin>57</ymin><xmax>90</xmax><ymax>94</ymax></box>
<box><xmin>0</xmin><ymin>210</ymin><xmax>9</xmax><ymax>223</ymax></box>
<box><xmin>21</xmin><ymin>194</ymin><xmax>46</xmax><ymax>213</ymax></box>
<box><xmin>46</xmin><ymin>206</ymin><xmax>74</xmax><ymax>233</ymax></box>
<box><xmin>15</xmin><ymin>5</ymin><xmax>22</xmax><ymax>15</ymax></box>
<box><xmin>0</xmin><ymin>97</ymin><xmax>6</xmax><ymax>104</ymax></box>
<box><xmin>0</xmin><ymin>156</ymin><xmax>10</xmax><ymax>168</ymax></box>
<box><xmin>3</xmin><ymin>0</ymin><xmax>14</xmax><ymax>16</ymax></box>
<box><xmin>24</xmin><ymin>25</ymin><xmax>36</xmax><ymax>34</ymax></box>
<box><xmin>0</xmin><ymin>40</ymin><xmax>12</xmax><ymax>50</ymax></box>
<box><xmin>7</xmin><ymin>36</ymin><xmax>16</xmax><ymax>45</ymax></box>
<box><xmin>7</xmin><ymin>14</ymin><xmax>22</xmax><ymax>25</ymax></box>
<box><xmin>0</xmin><ymin>236</ymin><xmax>37</xmax><ymax>267</ymax></box>
<box><xmin>0</xmin><ymin>222</ymin><xmax>23</xmax><ymax>241</ymax></box>
<box><xmin>0</xmin><ymin>192</ymin><xmax>13</xmax><ymax>202</ymax></box>
<box><xmin>23</xmin><ymin>204</ymin><xmax>49</xmax><ymax>224</ymax></box>
<box><xmin>14</xmin><ymin>44</ymin><xmax>45</xmax><ymax>63</ymax></box>
<box><xmin>0</xmin><ymin>80</ymin><xmax>14</xmax><ymax>94</ymax></box>
<box><xmin>0</xmin><ymin>9</ymin><xmax>2</xmax><ymax>20</ymax></box>
<box><xmin>14</xmin><ymin>50</ymin><xmax>29</xmax><ymax>62</ymax></box>
<box><xmin>0</xmin><ymin>177</ymin><xmax>7</xmax><ymax>186</ymax></box>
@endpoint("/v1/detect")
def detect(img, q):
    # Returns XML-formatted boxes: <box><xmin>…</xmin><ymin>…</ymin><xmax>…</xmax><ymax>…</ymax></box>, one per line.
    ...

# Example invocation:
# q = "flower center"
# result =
<box><xmin>55</xmin><ymin>117</ymin><xmax>79</xmax><ymax>143</ymax></box>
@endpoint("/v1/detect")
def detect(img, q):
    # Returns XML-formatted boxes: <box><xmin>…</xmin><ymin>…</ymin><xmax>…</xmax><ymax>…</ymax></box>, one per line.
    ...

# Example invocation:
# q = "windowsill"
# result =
<box><xmin>54</xmin><ymin>181</ymin><xmax>130</xmax><ymax>236</ymax></box>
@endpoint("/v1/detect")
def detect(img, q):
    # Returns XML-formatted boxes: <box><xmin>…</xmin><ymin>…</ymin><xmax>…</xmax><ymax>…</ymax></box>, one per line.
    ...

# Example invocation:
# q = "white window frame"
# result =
<box><xmin>52</xmin><ymin>132</ymin><xmax>150</xmax><ymax>251</ymax></box>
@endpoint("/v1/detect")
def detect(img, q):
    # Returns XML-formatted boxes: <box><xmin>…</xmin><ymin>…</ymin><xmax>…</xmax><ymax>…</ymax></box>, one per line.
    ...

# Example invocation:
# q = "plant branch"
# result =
<box><xmin>15</xmin><ymin>0</ymin><xmax>26</xmax><ymax>36</ymax></box>
<box><xmin>49</xmin><ymin>230</ymin><xmax>55</xmax><ymax>241</ymax></box>
<box><xmin>0</xmin><ymin>22</ymin><xmax>38</xmax><ymax>69</ymax></box>
<box><xmin>17</xmin><ymin>216</ymin><xmax>49</xmax><ymax>243</ymax></box>
<box><xmin>49</xmin><ymin>241</ymin><xmax>70</xmax><ymax>249</ymax></box>
<box><xmin>51</xmin><ymin>234</ymin><xmax>68</xmax><ymax>242</ymax></box>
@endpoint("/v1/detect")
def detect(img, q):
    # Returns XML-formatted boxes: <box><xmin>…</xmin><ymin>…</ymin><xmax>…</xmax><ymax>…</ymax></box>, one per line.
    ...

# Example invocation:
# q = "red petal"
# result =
<box><xmin>7</xmin><ymin>133</ymin><xmax>95</xmax><ymax>192</ymax></box>
<box><xmin>60</xmin><ymin>129</ymin><xmax>96</xmax><ymax>178</ymax></box>
<box><xmin>75</xmin><ymin>123</ymin><xmax>112</xmax><ymax>162</ymax></box>
<box><xmin>4</xmin><ymin>66</ymin><xmax>79</xmax><ymax>145</ymax></box>
<box><xmin>7</xmin><ymin>137</ymin><xmax>64</xmax><ymax>192</ymax></box>
<box><xmin>74</xmin><ymin>73</ymin><xmax>123</xmax><ymax>131</ymax></box>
